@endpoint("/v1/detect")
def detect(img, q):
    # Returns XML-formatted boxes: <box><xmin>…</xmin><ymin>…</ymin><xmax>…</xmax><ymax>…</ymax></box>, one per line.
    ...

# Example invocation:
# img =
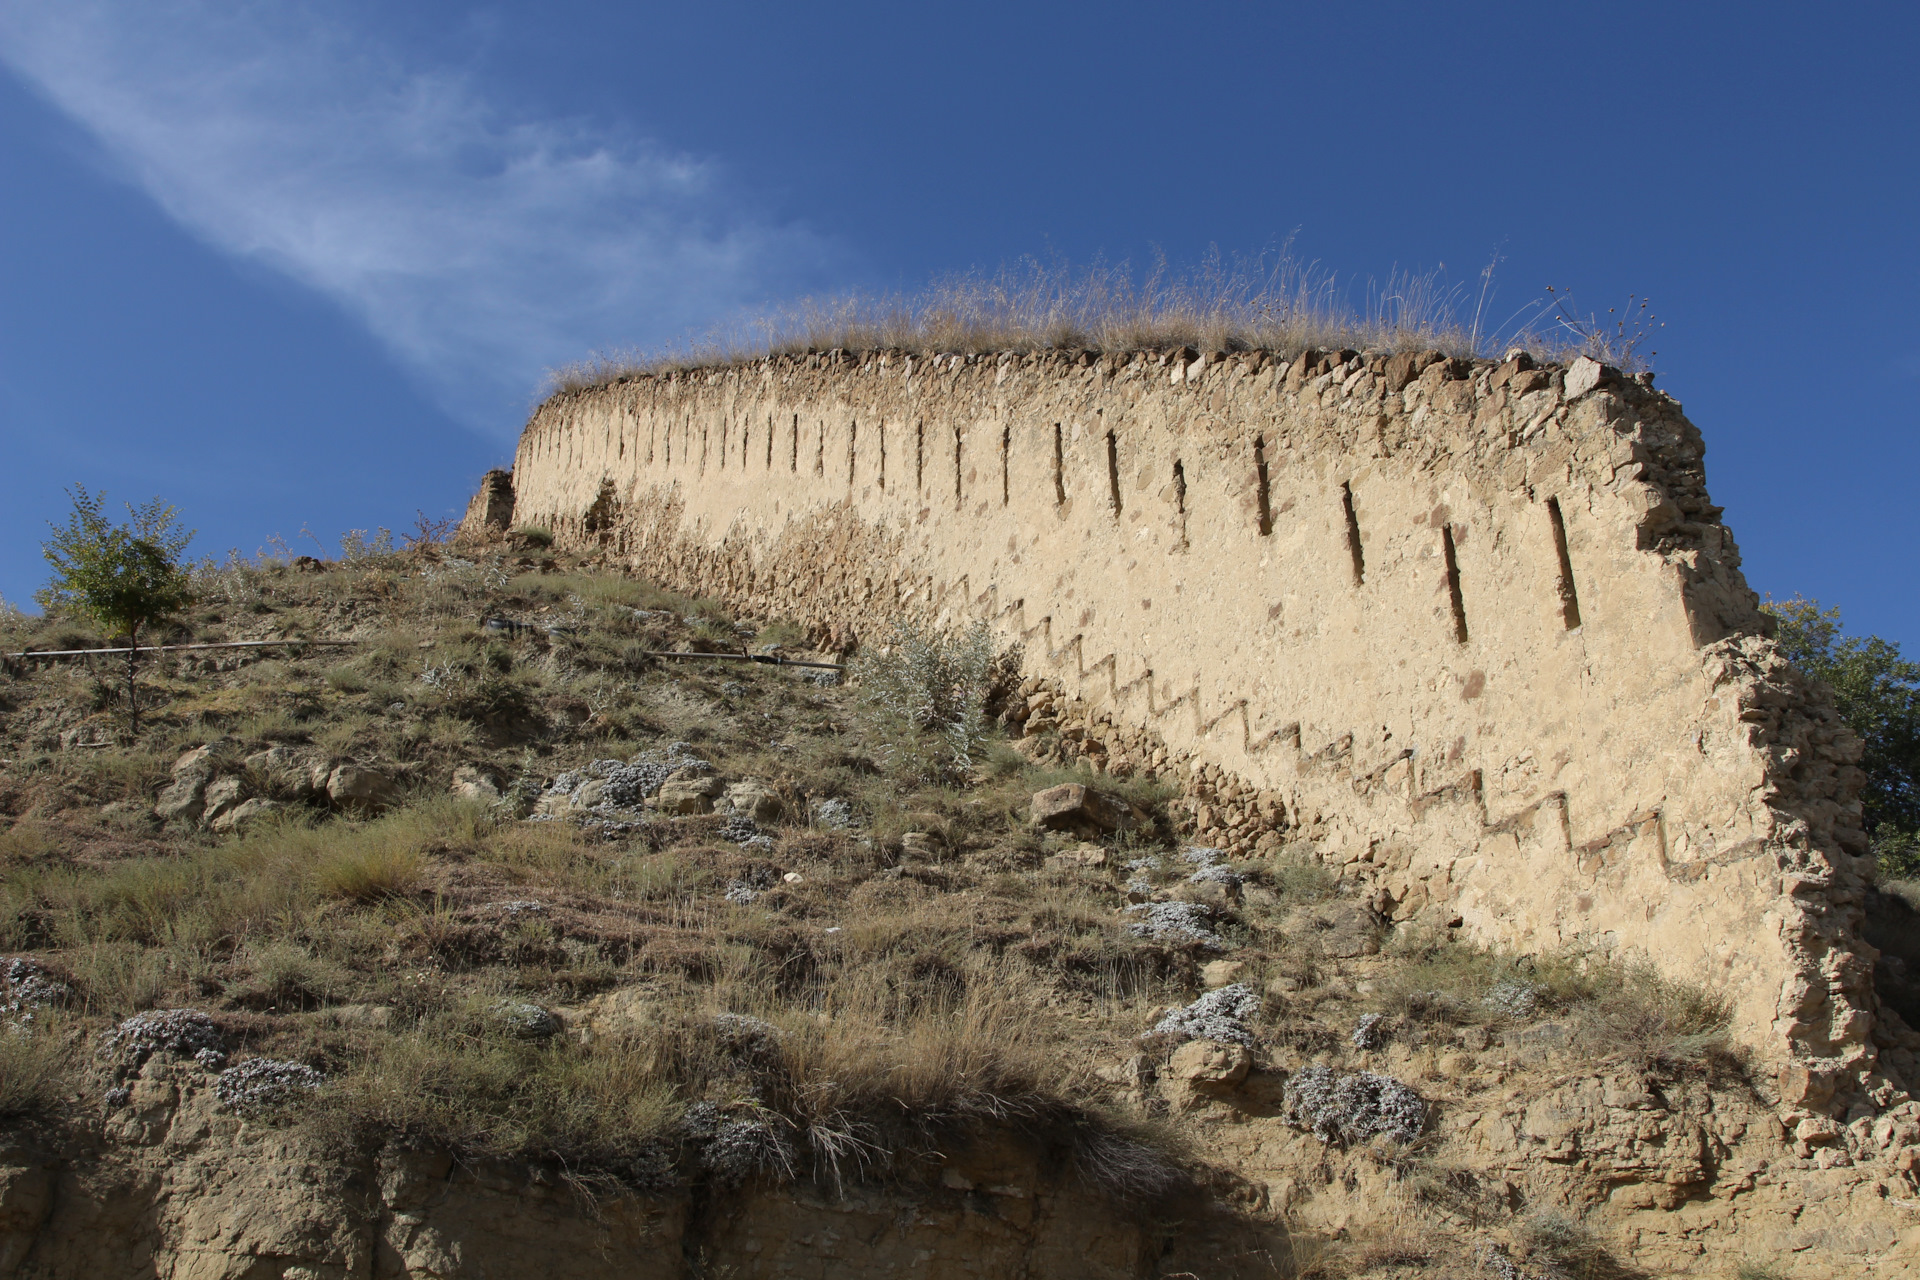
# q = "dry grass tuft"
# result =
<box><xmin>0</xmin><ymin>1020</ymin><xmax>74</xmax><ymax>1117</ymax></box>
<box><xmin>1371</xmin><ymin>932</ymin><xmax>1729</xmax><ymax>1065</ymax></box>
<box><xmin>543</xmin><ymin>250</ymin><xmax>1656</xmax><ymax>395</ymax></box>
<box><xmin>313</xmin><ymin>840</ymin><xmax>424</xmax><ymax>903</ymax></box>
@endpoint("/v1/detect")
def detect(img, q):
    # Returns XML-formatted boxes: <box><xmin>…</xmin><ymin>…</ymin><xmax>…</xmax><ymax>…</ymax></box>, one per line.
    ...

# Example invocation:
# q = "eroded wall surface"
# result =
<box><xmin>496</xmin><ymin>346</ymin><xmax>1895</xmax><ymax>1111</ymax></box>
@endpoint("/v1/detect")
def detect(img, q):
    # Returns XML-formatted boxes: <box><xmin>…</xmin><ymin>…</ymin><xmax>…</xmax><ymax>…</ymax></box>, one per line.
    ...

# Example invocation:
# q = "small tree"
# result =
<box><xmin>1764</xmin><ymin>596</ymin><xmax>1920</xmax><ymax>876</ymax></box>
<box><xmin>37</xmin><ymin>486</ymin><xmax>194</xmax><ymax>736</ymax></box>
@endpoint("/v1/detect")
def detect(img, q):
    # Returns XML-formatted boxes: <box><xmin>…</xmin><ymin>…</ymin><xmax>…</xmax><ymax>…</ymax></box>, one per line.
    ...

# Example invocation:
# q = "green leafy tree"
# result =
<box><xmin>1764</xmin><ymin>596</ymin><xmax>1920</xmax><ymax>876</ymax></box>
<box><xmin>37</xmin><ymin>486</ymin><xmax>195</xmax><ymax>735</ymax></box>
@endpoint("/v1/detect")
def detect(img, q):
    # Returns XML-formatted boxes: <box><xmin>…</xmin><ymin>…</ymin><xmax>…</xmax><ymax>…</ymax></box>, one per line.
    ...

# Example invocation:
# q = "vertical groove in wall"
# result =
<box><xmin>1442</xmin><ymin>525</ymin><xmax>1469</xmax><ymax>643</ymax></box>
<box><xmin>719</xmin><ymin>417</ymin><xmax>727</xmax><ymax>469</ymax></box>
<box><xmin>789</xmin><ymin>414</ymin><xmax>798</xmax><ymax>473</ymax></box>
<box><xmin>1001</xmin><ymin>425</ymin><xmax>1011</xmax><ymax>505</ymax></box>
<box><xmin>1052</xmin><ymin>424</ymin><xmax>1066</xmax><ymax>505</ymax></box>
<box><xmin>1547</xmin><ymin>497</ymin><xmax>1582</xmax><ymax>629</ymax></box>
<box><xmin>1106</xmin><ymin>431</ymin><xmax>1122</xmax><ymax>516</ymax></box>
<box><xmin>848</xmin><ymin>419</ymin><xmax>858</xmax><ymax>489</ymax></box>
<box><xmin>1254</xmin><ymin>435</ymin><xmax>1273</xmax><ymax>536</ymax></box>
<box><xmin>766</xmin><ymin>415</ymin><xmax>774</xmax><ymax>470</ymax></box>
<box><xmin>1172</xmin><ymin>459</ymin><xmax>1188</xmax><ymax>549</ymax></box>
<box><xmin>915</xmin><ymin>422</ymin><xmax>925</xmax><ymax>491</ymax></box>
<box><xmin>700</xmin><ymin>422</ymin><xmax>709</xmax><ymax>474</ymax></box>
<box><xmin>878</xmin><ymin>422</ymin><xmax>886</xmax><ymax>490</ymax></box>
<box><xmin>953</xmin><ymin>426</ymin><xmax>964</xmax><ymax>505</ymax></box>
<box><xmin>814</xmin><ymin>420</ymin><xmax>824</xmax><ymax>477</ymax></box>
<box><xmin>647</xmin><ymin>419</ymin><xmax>655</xmax><ymax>466</ymax></box>
<box><xmin>1342</xmin><ymin>481</ymin><xmax>1365</xmax><ymax>585</ymax></box>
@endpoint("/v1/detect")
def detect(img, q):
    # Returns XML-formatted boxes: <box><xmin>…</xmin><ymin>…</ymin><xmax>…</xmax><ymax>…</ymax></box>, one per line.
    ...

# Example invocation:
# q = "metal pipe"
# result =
<box><xmin>3</xmin><ymin>639</ymin><xmax>361</xmax><ymax>660</ymax></box>
<box><xmin>5</xmin><ymin>638</ymin><xmax>843</xmax><ymax>670</ymax></box>
<box><xmin>638</xmin><ymin>650</ymin><xmax>845</xmax><ymax>671</ymax></box>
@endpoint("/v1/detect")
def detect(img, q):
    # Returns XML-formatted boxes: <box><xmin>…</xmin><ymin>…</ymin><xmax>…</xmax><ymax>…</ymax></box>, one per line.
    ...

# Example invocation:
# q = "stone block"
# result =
<box><xmin>210</xmin><ymin>798</ymin><xmax>282</xmax><ymax>833</ymax></box>
<box><xmin>1044</xmin><ymin>845</ymin><xmax>1108</xmax><ymax>872</ymax></box>
<box><xmin>657</xmin><ymin>768</ymin><xmax>723</xmax><ymax>815</ymax></box>
<box><xmin>1029</xmin><ymin>783</ymin><xmax>1137</xmax><ymax>836</ymax></box>
<box><xmin>200</xmin><ymin>777</ymin><xmax>248</xmax><ymax>827</ymax></box>
<box><xmin>1563</xmin><ymin>355</ymin><xmax>1609</xmax><ymax>399</ymax></box>
<box><xmin>327</xmin><ymin>764</ymin><xmax>401</xmax><ymax>813</ymax></box>
<box><xmin>1778</xmin><ymin>1060</ymin><xmax>1839</xmax><ymax>1109</ymax></box>
<box><xmin>1201</xmin><ymin>960</ymin><xmax>1248</xmax><ymax>989</ymax></box>
<box><xmin>1168</xmin><ymin>1039</ymin><xmax>1252</xmax><ymax>1086</ymax></box>
<box><xmin>722</xmin><ymin>780</ymin><xmax>784</xmax><ymax>823</ymax></box>
<box><xmin>153</xmin><ymin>774</ymin><xmax>209</xmax><ymax>823</ymax></box>
<box><xmin>450</xmin><ymin>764</ymin><xmax>502</xmax><ymax>802</ymax></box>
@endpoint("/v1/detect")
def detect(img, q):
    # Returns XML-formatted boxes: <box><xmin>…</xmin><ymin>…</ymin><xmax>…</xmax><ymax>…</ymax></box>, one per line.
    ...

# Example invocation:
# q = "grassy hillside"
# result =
<box><xmin>0</xmin><ymin>542</ymin><xmax>1744</xmax><ymax>1277</ymax></box>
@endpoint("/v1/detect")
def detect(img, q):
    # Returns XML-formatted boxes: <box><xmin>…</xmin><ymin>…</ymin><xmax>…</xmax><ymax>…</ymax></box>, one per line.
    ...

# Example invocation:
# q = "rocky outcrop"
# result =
<box><xmin>0</xmin><ymin>1064</ymin><xmax>1273</xmax><ymax>1279</ymax></box>
<box><xmin>457</xmin><ymin>467</ymin><xmax>516</xmax><ymax>542</ymax></box>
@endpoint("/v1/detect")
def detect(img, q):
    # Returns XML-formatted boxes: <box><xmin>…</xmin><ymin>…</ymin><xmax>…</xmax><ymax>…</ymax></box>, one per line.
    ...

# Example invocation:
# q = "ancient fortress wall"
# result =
<box><xmin>492</xmin><ymin>345</ymin><xmax>1893</xmax><ymax>1110</ymax></box>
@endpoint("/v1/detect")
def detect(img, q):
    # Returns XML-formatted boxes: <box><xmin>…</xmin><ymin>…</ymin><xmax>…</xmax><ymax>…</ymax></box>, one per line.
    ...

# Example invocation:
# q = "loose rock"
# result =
<box><xmin>1030</xmin><ymin>783</ymin><xmax>1138</xmax><ymax>836</ymax></box>
<box><xmin>327</xmin><ymin>763</ymin><xmax>401</xmax><ymax>812</ymax></box>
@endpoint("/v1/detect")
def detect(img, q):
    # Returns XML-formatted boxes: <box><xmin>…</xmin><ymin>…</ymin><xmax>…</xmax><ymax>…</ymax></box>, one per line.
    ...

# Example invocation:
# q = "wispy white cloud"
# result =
<box><xmin>0</xmin><ymin>1</ymin><xmax>840</xmax><ymax>431</ymax></box>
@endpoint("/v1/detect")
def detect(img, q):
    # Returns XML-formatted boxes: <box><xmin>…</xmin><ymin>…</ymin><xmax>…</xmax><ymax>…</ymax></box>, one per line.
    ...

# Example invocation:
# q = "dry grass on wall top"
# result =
<box><xmin>543</xmin><ymin>252</ymin><xmax>1663</xmax><ymax>394</ymax></box>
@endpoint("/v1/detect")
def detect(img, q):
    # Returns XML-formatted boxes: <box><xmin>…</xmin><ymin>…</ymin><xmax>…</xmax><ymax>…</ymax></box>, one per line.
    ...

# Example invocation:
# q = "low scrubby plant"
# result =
<box><xmin>1372</xmin><ymin>934</ymin><xmax>1728</xmax><ymax>1063</ymax></box>
<box><xmin>850</xmin><ymin>619</ymin><xmax>999</xmax><ymax>786</ymax></box>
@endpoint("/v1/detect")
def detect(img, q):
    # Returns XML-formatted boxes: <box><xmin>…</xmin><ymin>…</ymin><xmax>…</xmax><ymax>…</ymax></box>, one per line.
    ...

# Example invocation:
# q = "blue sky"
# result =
<box><xmin>1</xmin><ymin>2</ymin><xmax>1915</xmax><ymax>644</ymax></box>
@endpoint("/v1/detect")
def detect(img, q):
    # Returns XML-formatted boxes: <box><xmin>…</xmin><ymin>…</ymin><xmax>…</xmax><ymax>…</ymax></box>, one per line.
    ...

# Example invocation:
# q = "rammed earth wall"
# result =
<box><xmin>489</xmin><ymin>345</ymin><xmax>1902</xmax><ymax>1114</ymax></box>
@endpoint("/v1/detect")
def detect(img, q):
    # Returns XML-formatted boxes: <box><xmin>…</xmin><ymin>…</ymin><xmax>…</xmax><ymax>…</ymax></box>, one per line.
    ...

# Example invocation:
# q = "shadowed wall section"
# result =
<box><xmin>491</xmin><ymin>346</ymin><xmax>1896</xmax><ymax>1113</ymax></box>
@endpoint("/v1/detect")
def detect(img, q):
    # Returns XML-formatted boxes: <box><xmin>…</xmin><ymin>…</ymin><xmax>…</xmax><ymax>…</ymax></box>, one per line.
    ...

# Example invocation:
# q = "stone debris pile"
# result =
<box><xmin>1482</xmin><ymin>979</ymin><xmax>1545</xmax><ymax>1022</ymax></box>
<box><xmin>1281</xmin><ymin>1064</ymin><xmax>1426</xmax><ymax>1146</ymax></box>
<box><xmin>153</xmin><ymin>740</ymin><xmax>403</xmax><ymax>829</ymax></box>
<box><xmin>680</xmin><ymin>1100</ymin><xmax>797</xmax><ymax>1185</ymax></box>
<box><xmin>1153</xmin><ymin>984</ymin><xmax>1261</xmax><ymax>1047</ymax></box>
<box><xmin>493</xmin><ymin>1000</ymin><xmax>562</xmax><ymax>1039</ymax></box>
<box><xmin>718</xmin><ymin>814</ymin><xmax>774</xmax><ymax>851</ymax></box>
<box><xmin>1124</xmin><ymin>901</ymin><xmax>1230</xmax><ymax>949</ymax></box>
<box><xmin>215</xmin><ymin>1058</ymin><xmax>325</xmax><ymax>1111</ymax></box>
<box><xmin>532</xmin><ymin>744</ymin><xmax>716</xmax><ymax>819</ymax></box>
<box><xmin>724</xmin><ymin>865</ymin><xmax>783</xmax><ymax>905</ymax></box>
<box><xmin>1</xmin><ymin>957</ymin><xmax>70</xmax><ymax>1022</ymax></box>
<box><xmin>809</xmin><ymin>797</ymin><xmax>856</xmax><ymax>829</ymax></box>
<box><xmin>99</xmin><ymin>1009</ymin><xmax>223</xmax><ymax>1066</ymax></box>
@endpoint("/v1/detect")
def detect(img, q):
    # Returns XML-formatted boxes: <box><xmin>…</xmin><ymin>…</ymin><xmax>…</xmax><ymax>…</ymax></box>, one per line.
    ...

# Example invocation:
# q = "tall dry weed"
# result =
<box><xmin>543</xmin><ymin>248</ymin><xmax>1636</xmax><ymax>394</ymax></box>
<box><xmin>0</xmin><ymin>1019</ymin><xmax>74</xmax><ymax>1117</ymax></box>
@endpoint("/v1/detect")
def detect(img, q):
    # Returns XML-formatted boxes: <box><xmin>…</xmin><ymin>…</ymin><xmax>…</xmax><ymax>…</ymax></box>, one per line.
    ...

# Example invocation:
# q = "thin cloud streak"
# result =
<box><xmin>0</xmin><ymin>1</ymin><xmax>839</xmax><ymax>432</ymax></box>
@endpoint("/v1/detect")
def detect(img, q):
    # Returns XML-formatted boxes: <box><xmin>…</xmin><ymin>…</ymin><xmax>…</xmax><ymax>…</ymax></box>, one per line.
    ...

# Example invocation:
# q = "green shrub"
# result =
<box><xmin>1764</xmin><ymin>596</ymin><xmax>1920</xmax><ymax>875</ymax></box>
<box><xmin>510</xmin><ymin>526</ymin><xmax>554</xmax><ymax>549</ymax></box>
<box><xmin>851</xmin><ymin>619</ymin><xmax>999</xmax><ymax>786</ymax></box>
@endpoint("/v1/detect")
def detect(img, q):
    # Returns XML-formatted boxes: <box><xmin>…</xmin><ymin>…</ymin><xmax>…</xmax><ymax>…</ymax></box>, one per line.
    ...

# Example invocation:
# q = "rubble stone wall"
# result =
<box><xmin>491</xmin><ymin>345</ymin><xmax>1893</xmax><ymax>1110</ymax></box>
